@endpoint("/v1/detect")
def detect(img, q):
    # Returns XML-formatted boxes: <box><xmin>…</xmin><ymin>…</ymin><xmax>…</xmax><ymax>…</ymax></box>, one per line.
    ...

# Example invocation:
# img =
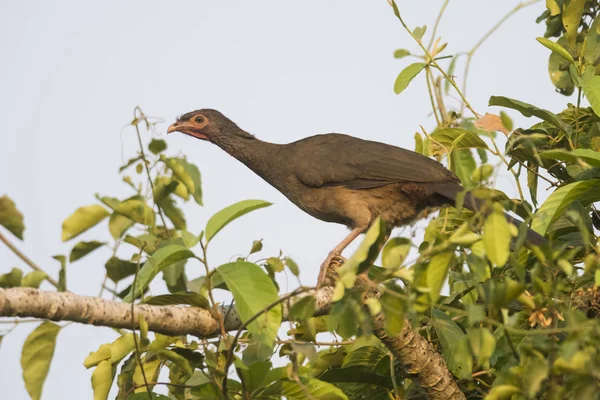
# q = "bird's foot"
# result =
<box><xmin>317</xmin><ymin>253</ymin><xmax>347</xmax><ymax>287</ymax></box>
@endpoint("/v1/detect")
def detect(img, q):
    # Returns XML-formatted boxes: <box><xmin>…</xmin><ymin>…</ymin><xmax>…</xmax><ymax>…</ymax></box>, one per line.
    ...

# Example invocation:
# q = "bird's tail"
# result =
<box><xmin>434</xmin><ymin>182</ymin><xmax>547</xmax><ymax>247</ymax></box>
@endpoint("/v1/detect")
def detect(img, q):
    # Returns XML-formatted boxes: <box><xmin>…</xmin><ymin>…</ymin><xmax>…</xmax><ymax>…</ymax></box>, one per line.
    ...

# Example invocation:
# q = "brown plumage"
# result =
<box><xmin>168</xmin><ymin>109</ymin><xmax>545</xmax><ymax>283</ymax></box>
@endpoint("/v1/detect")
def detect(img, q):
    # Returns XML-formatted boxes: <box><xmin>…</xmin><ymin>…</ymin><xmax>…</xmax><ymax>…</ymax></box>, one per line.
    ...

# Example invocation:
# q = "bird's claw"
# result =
<box><xmin>316</xmin><ymin>254</ymin><xmax>346</xmax><ymax>287</ymax></box>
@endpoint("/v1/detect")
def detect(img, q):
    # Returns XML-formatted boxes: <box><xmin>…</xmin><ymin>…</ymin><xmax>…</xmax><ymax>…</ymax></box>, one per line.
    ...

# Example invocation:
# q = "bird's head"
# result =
<box><xmin>167</xmin><ymin>109</ymin><xmax>252</xmax><ymax>142</ymax></box>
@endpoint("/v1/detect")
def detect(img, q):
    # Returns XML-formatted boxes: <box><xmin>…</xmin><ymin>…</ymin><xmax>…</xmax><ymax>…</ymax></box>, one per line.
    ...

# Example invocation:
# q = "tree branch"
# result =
<box><xmin>0</xmin><ymin>283</ymin><xmax>463</xmax><ymax>399</ymax></box>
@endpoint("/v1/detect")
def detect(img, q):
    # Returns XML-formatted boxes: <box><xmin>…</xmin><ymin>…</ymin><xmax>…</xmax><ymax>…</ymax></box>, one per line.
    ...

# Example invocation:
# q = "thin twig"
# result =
<box><xmin>460</xmin><ymin>0</ymin><xmax>542</xmax><ymax>111</ymax></box>
<box><xmin>427</xmin><ymin>0</ymin><xmax>450</xmax><ymax>51</ymax></box>
<box><xmin>0</xmin><ymin>231</ymin><xmax>59</xmax><ymax>288</ymax></box>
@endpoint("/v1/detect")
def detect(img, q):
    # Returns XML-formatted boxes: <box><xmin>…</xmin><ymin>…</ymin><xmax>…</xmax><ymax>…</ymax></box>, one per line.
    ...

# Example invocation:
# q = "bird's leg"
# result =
<box><xmin>317</xmin><ymin>227</ymin><xmax>364</xmax><ymax>286</ymax></box>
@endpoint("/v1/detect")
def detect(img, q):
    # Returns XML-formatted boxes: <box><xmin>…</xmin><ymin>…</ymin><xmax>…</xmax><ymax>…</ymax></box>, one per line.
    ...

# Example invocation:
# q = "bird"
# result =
<box><xmin>167</xmin><ymin>109</ymin><xmax>546</xmax><ymax>284</ymax></box>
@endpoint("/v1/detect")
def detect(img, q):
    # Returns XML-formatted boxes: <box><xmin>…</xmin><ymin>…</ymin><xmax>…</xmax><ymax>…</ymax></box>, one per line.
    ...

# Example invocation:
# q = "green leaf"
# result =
<box><xmin>69</xmin><ymin>240</ymin><xmax>105</xmax><ymax>262</ymax></box>
<box><xmin>217</xmin><ymin>261</ymin><xmax>281</xmax><ymax>352</ymax></box>
<box><xmin>381</xmin><ymin>290</ymin><xmax>405</xmax><ymax>336</ymax></box>
<box><xmin>108</xmin><ymin>212</ymin><xmax>134</xmax><ymax>239</ymax></box>
<box><xmin>431</xmin><ymin>128</ymin><xmax>488</xmax><ymax>150</ymax></box>
<box><xmin>484</xmin><ymin>204</ymin><xmax>512</xmax><ymax>266</ymax></box>
<box><xmin>393</xmin><ymin>62</ymin><xmax>426</xmax><ymax>95</ymax></box>
<box><xmin>0</xmin><ymin>195</ymin><xmax>25</xmax><ymax>239</ymax></box>
<box><xmin>143</xmin><ymin>292</ymin><xmax>209</xmax><ymax>308</ymax></box>
<box><xmin>413</xmin><ymin>25</ymin><xmax>427</xmax><ymax>40</ymax></box>
<box><xmin>486</xmin><ymin>385</ymin><xmax>522</xmax><ymax>400</ymax></box>
<box><xmin>467</xmin><ymin>327</ymin><xmax>496</xmax><ymax>368</ymax></box>
<box><xmin>471</xmin><ymin>164</ymin><xmax>494</xmax><ymax>183</ymax></box>
<box><xmin>393</xmin><ymin>49</ymin><xmax>410</xmax><ymax>59</ymax></box>
<box><xmin>91</xmin><ymin>360</ymin><xmax>115</xmax><ymax>400</ymax></box>
<box><xmin>249</xmin><ymin>239</ymin><xmax>263</xmax><ymax>254</ymax></box>
<box><xmin>61</xmin><ymin>204</ymin><xmax>110</xmax><ymax>242</ymax></box>
<box><xmin>21</xmin><ymin>322</ymin><xmax>61</xmax><ymax>400</ymax></box>
<box><xmin>205</xmin><ymin>199</ymin><xmax>271</xmax><ymax>243</ymax></box>
<box><xmin>532</xmin><ymin>179</ymin><xmax>600</xmax><ymax>235</ymax></box>
<box><xmin>489</xmin><ymin>96</ymin><xmax>572</xmax><ymax>134</ymax></box>
<box><xmin>158</xmin><ymin>196</ymin><xmax>186</xmax><ymax>229</ymax></box>
<box><xmin>148</xmin><ymin>138</ymin><xmax>167</xmax><ymax>154</ymax></box>
<box><xmin>431</xmin><ymin>309</ymin><xmax>472</xmax><ymax>379</ymax></box>
<box><xmin>262</xmin><ymin>377</ymin><xmax>348</xmax><ymax>400</ymax></box>
<box><xmin>285</xmin><ymin>257</ymin><xmax>300</xmax><ymax>276</ymax></box>
<box><xmin>21</xmin><ymin>271</ymin><xmax>48</xmax><ymax>288</ymax></box>
<box><xmin>381</xmin><ymin>237</ymin><xmax>411</xmax><ymax>269</ymax></box>
<box><xmin>427</xmin><ymin>250</ymin><xmax>454</xmax><ymax>304</ymax></box>
<box><xmin>581</xmin><ymin>76</ymin><xmax>600</xmax><ymax>118</ymax></box>
<box><xmin>451</xmin><ymin>149</ymin><xmax>477</xmax><ymax>188</ymax></box>
<box><xmin>105</xmin><ymin>257</ymin><xmax>138</xmax><ymax>283</ymax></box>
<box><xmin>540</xmin><ymin>149</ymin><xmax>600</xmax><ymax>167</ymax></box>
<box><xmin>0</xmin><ymin>267</ymin><xmax>23</xmax><ymax>288</ymax></box>
<box><xmin>99</xmin><ymin>196</ymin><xmax>156</xmax><ymax>226</ymax></box>
<box><xmin>536</xmin><ymin>37</ymin><xmax>575</xmax><ymax>64</ymax></box>
<box><xmin>338</xmin><ymin>218</ymin><xmax>387</xmax><ymax>288</ymax></box>
<box><xmin>290</xmin><ymin>296</ymin><xmax>317</xmax><ymax>321</ymax></box>
<box><xmin>53</xmin><ymin>255</ymin><xmax>67</xmax><ymax>291</ymax></box>
<box><xmin>123</xmin><ymin>245</ymin><xmax>195</xmax><ymax>302</ymax></box>
<box><xmin>266</xmin><ymin>257</ymin><xmax>285</xmax><ymax>273</ymax></box>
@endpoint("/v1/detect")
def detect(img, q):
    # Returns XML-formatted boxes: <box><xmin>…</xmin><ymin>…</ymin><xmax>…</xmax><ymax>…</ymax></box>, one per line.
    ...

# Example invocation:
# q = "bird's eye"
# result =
<box><xmin>195</xmin><ymin>116</ymin><xmax>204</xmax><ymax>123</ymax></box>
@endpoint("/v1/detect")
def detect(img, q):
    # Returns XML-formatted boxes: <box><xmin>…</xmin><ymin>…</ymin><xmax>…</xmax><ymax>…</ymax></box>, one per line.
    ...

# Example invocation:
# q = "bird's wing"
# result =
<box><xmin>292</xmin><ymin>133</ymin><xmax>459</xmax><ymax>189</ymax></box>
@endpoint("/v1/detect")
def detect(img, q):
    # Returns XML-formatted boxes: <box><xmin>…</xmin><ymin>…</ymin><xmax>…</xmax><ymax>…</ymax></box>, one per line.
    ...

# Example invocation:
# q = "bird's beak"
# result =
<box><xmin>167</xmin><ymin>122</ymin><xmax>208</xmax><ymax>140</ymax></box>
<box><xmin>167</xmin><ymin>123</ymin><xmax>181</xmax><ymax>134</ymax></box>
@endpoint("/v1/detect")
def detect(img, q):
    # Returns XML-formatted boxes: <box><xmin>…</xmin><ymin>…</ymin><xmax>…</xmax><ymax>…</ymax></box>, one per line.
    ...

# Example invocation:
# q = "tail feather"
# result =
<box><xmin>433</xmin><ymin>182</ymin><xmax>547</xmax><ymax>247</ymax></box>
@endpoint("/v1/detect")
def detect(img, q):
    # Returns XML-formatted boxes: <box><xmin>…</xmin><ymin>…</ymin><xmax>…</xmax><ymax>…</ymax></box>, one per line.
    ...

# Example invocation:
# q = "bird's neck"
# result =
<box><xmin>214</xmin><ymin>132</ymin><xmax>287</xmax><ymax>187</ymax></box>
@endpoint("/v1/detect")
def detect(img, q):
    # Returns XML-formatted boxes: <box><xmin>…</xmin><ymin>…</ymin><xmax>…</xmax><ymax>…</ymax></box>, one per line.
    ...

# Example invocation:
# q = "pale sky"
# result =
<box><xmin>0</xmin><ymin>1</ymin><xmax>571</xmax><ymax>398</ymax></box>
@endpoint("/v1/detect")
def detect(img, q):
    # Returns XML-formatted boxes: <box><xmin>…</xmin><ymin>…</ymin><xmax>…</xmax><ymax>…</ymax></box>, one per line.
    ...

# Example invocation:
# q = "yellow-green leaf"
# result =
<box><xmin>536</xmin><ymin>37</ymin><xmax>575</xmax><ymax>64</ymax></box>
<box><xmin>205</xmin><ymin>199</ymin><xmax>271</xmax><ymax>243</ymax></box>
<box><xmin>394</xmin><ymin>62</ymin><xmax>426</xmax><ymax>94</ymax></box>
<box><xmin>21</xmin><ymin>322</ymin><xmax>61</xmax><ymax>400</ymax></box>
<box><xmin>581</xmin><ymin>76</ymin><xmax>600</xmax><ymax>118</ymax></box>
<box><xmin>99</xmin><ymin>197</ymin><xmax>155</xmax><ymax>226</ymax></box>
<box><xmin>217</xmin><ymin>261</ymin><xmax>281</xmax><ymax>352</ymax></box>
<box><xmin>61</xmin><ymin>205</ymin><xmax>110</xmax><ymax>242</ymax></box>
<box><xmin>0</xmin><ymin>195</ymin><xmax>25</xmax><ymax>239</ymax></box>
<box><xmin>427</xmin><ymin>250</ymin><xmax>454</xmax><ymax>303</ymax></box>
<box><xmin>484</xmin><ymin>204</ymin><xmax>512</xmax><ymax>266</ymax></box>
<box><xmin>91</xmin><ymin>360</ymin><xmax>115</xmax><ymax>400</ymax></box>
<box><xmin>562</xmin><ymin>0</ymin><xmax>585</xmax><ymax>46</ymax></box>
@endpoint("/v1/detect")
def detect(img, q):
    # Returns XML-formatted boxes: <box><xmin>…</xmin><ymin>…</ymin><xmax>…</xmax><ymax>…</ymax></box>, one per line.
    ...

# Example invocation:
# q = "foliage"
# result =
<box><xmin>1</xmin><ymin>2</ymin><xmax>600</xmax><ymax>400</ymax></box>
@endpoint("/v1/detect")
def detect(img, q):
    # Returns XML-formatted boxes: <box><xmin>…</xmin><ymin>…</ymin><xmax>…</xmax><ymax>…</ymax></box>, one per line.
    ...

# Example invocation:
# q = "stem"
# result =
<box><xmin>133</xmin><ymin>107</ymin><xmax>168</xmax><ymax>229</ymax></box>
<box><xmin>575</xmin><ymin>87</ymin><xmax>582</xmax><ymax>147</ymax></box>
<box><xmin>425</xmin><ymin>67</ymin><xmax>443</xmax><ymax>126</ymax></box>
<box><xmin>0</xmin><ymin>231</ymin><xmax>59</xmax><ymax>288</ymax></box>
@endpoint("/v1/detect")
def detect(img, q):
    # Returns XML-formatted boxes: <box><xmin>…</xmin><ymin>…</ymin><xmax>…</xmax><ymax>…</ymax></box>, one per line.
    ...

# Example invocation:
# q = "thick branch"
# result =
<box><xmin>0</xmin><ymin>287</ymin><xmax>333</xmax><ymax>337</ymax></box>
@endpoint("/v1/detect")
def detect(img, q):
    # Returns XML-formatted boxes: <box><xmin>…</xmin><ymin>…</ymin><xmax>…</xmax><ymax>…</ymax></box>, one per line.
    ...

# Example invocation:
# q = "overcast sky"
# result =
<box><xmin>0</xmin><ymin>1</ymin><xmax>573</xmax><ymax>398</ymax></box>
